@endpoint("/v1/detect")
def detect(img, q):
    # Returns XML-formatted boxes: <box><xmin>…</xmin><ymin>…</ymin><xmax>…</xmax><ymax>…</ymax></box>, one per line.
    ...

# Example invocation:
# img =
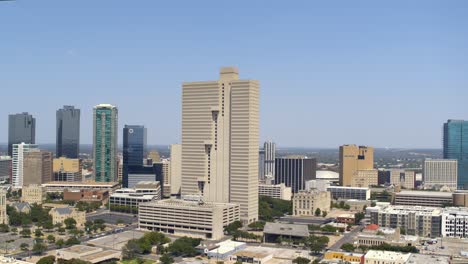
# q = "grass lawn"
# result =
<box><xmin>120</xmin><ymin>259</ymin><xmax>155</xmax><ymax>264</ymax></box>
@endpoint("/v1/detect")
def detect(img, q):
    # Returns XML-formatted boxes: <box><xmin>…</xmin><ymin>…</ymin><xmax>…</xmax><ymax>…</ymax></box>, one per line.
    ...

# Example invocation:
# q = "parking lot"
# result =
<box><xmin>87</xmin><ymin>230</ymin><xmax>145</xmax><ymax>250</ymax></box>
<box><xmin>417</xmin><ymin>237</ymin><xmax>468</xmax><ymax>257</ymax></box>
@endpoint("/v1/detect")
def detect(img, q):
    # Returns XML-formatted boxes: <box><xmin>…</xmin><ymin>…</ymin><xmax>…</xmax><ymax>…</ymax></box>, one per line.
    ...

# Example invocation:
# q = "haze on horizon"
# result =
<box><xmin>0</xmin><ymin>1</ymin><xmax>466</xmax><ymax>149</ymax></box>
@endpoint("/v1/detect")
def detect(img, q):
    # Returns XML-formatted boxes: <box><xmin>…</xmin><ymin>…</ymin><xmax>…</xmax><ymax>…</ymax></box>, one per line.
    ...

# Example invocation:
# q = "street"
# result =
<box><xmin>328</xmin><ymin>226</ymin><xmax>362</xmax><ymax>251</ymax></box>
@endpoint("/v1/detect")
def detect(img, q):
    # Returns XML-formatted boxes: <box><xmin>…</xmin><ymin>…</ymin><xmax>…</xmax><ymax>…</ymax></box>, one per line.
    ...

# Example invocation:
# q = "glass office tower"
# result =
<box><xmin>56</xmin><ymin>106</ymin><xmax>80</xmax><ymax>158</ymax></box>
<box><xmin>8</xmin><ymin>113</ymin><xmax>36</xmax><ymax>156</ymax></box>
<box><xmin>123</xmin><ymin>125</ymin><xmax>147</xmax><ymax>187</ymax></box>
<box><xmin>444</xmin><ymin>119</ymin><xmax>468</xmax><ymax>189</ymax></box>
<box><xmin>93</xmin><ymin>104</ymin><xmax>118</xmax><ymax>182</ymax></box>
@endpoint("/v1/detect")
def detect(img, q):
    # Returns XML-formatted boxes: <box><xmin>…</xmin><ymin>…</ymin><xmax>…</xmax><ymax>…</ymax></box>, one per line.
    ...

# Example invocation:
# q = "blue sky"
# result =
<box><xmin>0</xmin><ymin>1</ymin><xmax>467</xmax><ymax>148</ymax></box>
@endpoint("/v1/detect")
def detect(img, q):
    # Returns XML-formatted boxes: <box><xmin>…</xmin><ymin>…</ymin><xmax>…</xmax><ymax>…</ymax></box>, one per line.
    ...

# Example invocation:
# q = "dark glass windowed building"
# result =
<box><xmin>8</xmin><ymin>112</ymin><xmax>36</xmax><ymax>156</ymax></box>
<box><xmin>125</xmin><ymin>164</ymin><xmax>164</xmax><ymax>196</ymax></box>
<box><xmin>274</xmin><ymin>157</ymin><xmax>316</xmax><ymax>193</ymax></box>
<box><xmin>123</xmin><ymin>125</ymin><xmax>147</xmax><ymax>187</ymax></box>
<box><xmin>444</xmin><ymin>120</ymin><xmax>468</xmax><ymax>189</ymax></box>
<box><xmin>56</xmin><ymin>106</ymin><xmax>80</xmax><ymax>158</ymax></box>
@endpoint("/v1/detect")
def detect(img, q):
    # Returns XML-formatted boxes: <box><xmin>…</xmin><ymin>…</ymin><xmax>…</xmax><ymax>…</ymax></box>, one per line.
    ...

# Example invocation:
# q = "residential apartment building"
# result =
<box><xmin>22</xmin><ymin>184</ymin><xmax>46</xmax><ymax>204</ymax></box>
<box><xmin>93</xmin><ymin>104</ymin><xmax>118</xmax><ymax>182</ymax></box>
<box><xmin>292</xmin><ymin>190</ymin><xmax>331</xmax><ymax>216</ymax></box>
<box><xmin>181</xmin><ymin>67</ymin><xmax>259</xmax><ymax>223</ymax></box>
<box><xmin>275</xmin><ymin>156</ymin><xmax>316</xmax><ymax>193</ymax></box>
<box><xmin>56</xmin><ymin>106</ymin><xmax>80</xmax><ymax>159</ymax></box>
<box><xmin>49</xmin><ymin>207</ymin><xmax>86</xmax><ymax>227</ymax></box>
<box><xmin>423</xmin><ymin>159</ymin><xmax>458</xmax><ymax>190</ymax></box>
<box><xmin>393</xmin><ymin>190</ymin><xmax>453</xmax><ymax>207</ymax></box>
<box><xmin>327</xmin><ymin>186</ymin><xmax>371</xmax><ymax>200</ymax></box>
<box><xmin>390</xmin><ymin>169</ymin><xmax>416</xmax><ymax>189</ymax></box>
<box><xmin>339</xmin><ymin>145</ymin><xmax>374</xmax><ymax>187</ymax></box>
<box><xmin>139</xmin><ymin>199</ymin><xmax>240</xmax><ymax>240</ymax></box>
<box><xmin>258</xmin><ymin>183</ymin><xmax>292</xmax><ymax>200</ymax></box>
<box><xmin>12</xmin><ymin>143</ymin><xmax>38</xmax><ymax>187</ymax></box>
<box><xmin>441</xmin><ymin>207</ymin><xmax>468</xmax><ymax>238</ymax></box>
<box><xmin>23</xmin><ymin>150</ymin><xmax>53</xmax><ymax>185</ymax></box>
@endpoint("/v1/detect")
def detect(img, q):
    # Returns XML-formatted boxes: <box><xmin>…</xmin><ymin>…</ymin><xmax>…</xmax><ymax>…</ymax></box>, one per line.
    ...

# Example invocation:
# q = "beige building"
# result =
<box><xmin>53</xmin><ymin>157</ymin><xmax>82</xmax><ymax>182</ymax></box>
<box><xmin>292</xmin><ymin>190</ymin><xmax>331</xmax><ymax>216</ymax></box>
<box><xmin>423</xmin><ymin>159</ymin><xmax>458</xmax><ymax>190</ymax></box>
<box><xmin>170</xmin><ymin>144</ymin><xmax>182</xmax><ymax>195</ymax></box>
<box><xmin>363</xmin><ymin>250</ymin><xmax>411</xmax><ymax>264</ymax></box>
<box><xmin>139</xmin><ymin>198</ymin><xmax>240</xmax><ymax>240</ymax></box>
<box><xmin>352</xmin><ymin>169</ymin><xmax>378</xmax><ymax>187</ymax></box>
<box><xmin>23</xmin><ymin>150</ymin><xmax>53</xmax><ymax>185</ymax></box>
<box><xmin>147</xmin><ymin>151</ymin><xmax>160</xmax><ymax>163</ymax></box>
<box><xmin>390</xmin><ymin>169</ymin><xmax>415</xmax><ymax>189</ymax></box>
<box><xmin>339</xmin><ymin>145</ymin><xmax>374</xmax><ymax>187</ymax></box>
<box><xmin>56</xmin><ymin>245</ymin><xmax>121</xmax><ymax>263</ymax></box>
<box><xmin>49</xmin><ymin>207</ymin><xmax>86</xmax><ymax>227</ymax></box>
<box><xmin>22</xmin><ymin>184</ymin><xmax>46</xmax><ymax>204</ymax></box>
<box><xmin>181</xmin><ymin>67</ymin><xmax>259</xmax><ymax>223</ymax></box>
<box><xmin>258</xmin><ymin>183</ymin><xmax>292</xmax><ymax>200</ymax></box>
<box><xmin>0</xmin><ymin>190</ymin><xmax>7</xmax><ymax>224</ymax></box>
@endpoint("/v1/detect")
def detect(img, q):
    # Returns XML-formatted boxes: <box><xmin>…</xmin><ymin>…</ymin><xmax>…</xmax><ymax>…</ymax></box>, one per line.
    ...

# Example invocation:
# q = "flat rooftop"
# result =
<box><xmin>43</xmin><ymin>181</ymin><xmax>119</xmax><ymax>186</ymax></box>
<box><xmin>59</xmin><ymin>245</ymin><xmax>100</xmax><ymax>254</ymax></box>
<box><xmin>142</xmin><ymin>198</ymin><xmax>239</xmax><ymax>209</ymax></box>
<box><xmin>264</xmin><ymin>222</ymin><xmax>309</xmax><ymax>237</ymax></box>
<box><xmin>396</xmin><ymin>190</ymin><xmax>452</xmax><ymax>197</ymax></box>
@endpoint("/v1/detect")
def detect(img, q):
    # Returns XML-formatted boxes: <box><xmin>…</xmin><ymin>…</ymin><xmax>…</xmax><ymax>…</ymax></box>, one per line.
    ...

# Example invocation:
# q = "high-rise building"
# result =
<box><xmin>423</xmin><ymin>159</ymin><xmax>458</xmax><ymax>190</ymax></box>
<box><xmin>8</xmin><ymin>112</ymin><xmax>35</xmax><ymax>156</ymax></box>
<box><xmin>339</xmin><ymin>145</ymin><xmax>374</xmax><ymax>186</ymax></box>
<box><xmin>56</xmin><ymin>106</ymin><xmax>80</xmax><ymax>158</ymax></box>
<box><xmin>170</xmin><ymin>144</ymin><xmax>182</xmax><ymax>196</ymax></box>
<box><xmin>274</xmin><ymin>157</ymin><xmax>317</xmax><ymax>193</ymax></box>
<box><xmin>258</xmin><ymin>149</ymin><xmax>265</xmax><ymax>181</ymax></box>
<box><xmin>443</xmin><ymin>120</ymin><xmax>468</xmax><ymax>189</ymax></box>
<box><xmin>181</xmin><ymin>67</ymin><xmax>259</xmax><ymax>223</ymax></box>
<box><xmin>93</xmin><ymin>104</ymin><xmax>118</xmax><ymax>182</ymax></box>
<box><xmin>23</xmin><ymin>150</ymin><xmax>53</xmax><ymax>185</ymax></box>
<box><xmin>0</xmin><ymin>157</ymin><xmax>12</xmax><ymax>183</ymax></box>
<box><xmin>390</xmin><ymin>169</ymin><xmax>415</xmax><ymax>189</ymax></box>
<box><xmin>123</xmin><ymin>125</ymin><xmax>147</xmax><ymax>187</ymax></box>
<box><xmin>12</xmin><ymin>143</ymin><xmax>38</xmax><ymax>187</ymax></box>
<box><xmin>264</xmin><ymin>141</ymin><xmax>276</xmax><ymax>179</ymax></box>
<box><xmin>53</xmin><ymin>157</ymin><xmax>82</xmax><ymax>182</ymax></box>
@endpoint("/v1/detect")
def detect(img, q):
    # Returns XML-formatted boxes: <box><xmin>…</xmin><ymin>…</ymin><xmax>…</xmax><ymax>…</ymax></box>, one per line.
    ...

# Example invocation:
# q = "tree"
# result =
<box><xmin>20</xmin><ymin>228</ymin><xmax>31</xmax><ymax>237</ymax></box>
<box><xmin>65</xmin><ymin>236</ymin><xmax>81</xmax><ymax>246</ymax></box>
<box><xmin>37</xmin><ymin>256</ymin><xmax>55</xmax><ymax>264</ymax></box>
<box><xmin>292</xmin><ymin>257</ymin><xmax>310</xmax><ymax>264</ymax></box>
<box><xmin>0</xmin><ymin>224</ymin><xmax>9</xmax><ymax>233</ymax></box>
<box><xmin>160</xmin><ymin>254</ymin><xmax>174</xmax><ymax>264</ymax></box>
<box><xmin>167</xmin><ymin>237</ymin><xmax>202</xmax><ymax>257</ymax></box>
<box><xmin>43</xmin><ymin>220</ymin><xmax>54</xmax><ymax>231</ymax></box>
<box><xmin>400</xmin><ymin>227</ymin><xmax>406</xmax><ymax>235</ymax></box>
<box><xmin>314</xmin><ymin>208</ymin><xmax>321</xmax><ymax>217</ymax></box>
<box><xmin>55</xmin><ymin>239</ymin><xmax>65</xmax><ymax>248</ymax></box>
<box><xmin>371</xmin><ymin>201</ymin><xmax>376</xmax><ymax>207</ymax></box>
<box><xmin>322</xmin><ymin>211</ymin><xmax>328</xmax><ymax>217</ymax></box>
<box><xmin>354</xmin><ymin>212</ymin><xmax>365</xmax><ymax>224</ymax></box>
<box><xmin>259</xmin><ymin>196</ymin><xmax>292</xmax><ymax>221</ymax></box>
<box><xmin>224</xmin><ymin>220</ymin><xmax>243</xmax><ymax>235</ymax></box>
<box><xmin>64</xmin><ymin>218</ymin><xmax>77</xmax><ymax>229</ymax></box>
<box><xmin>47</xmin><ymin>235</ymin><xmax>55</xmax><ymax>243</ymax></box>
<box><xmin>33</xmin><ymin>242</ymin><xmax>47</xmax><ymax>255</ymax></box>
<box><xmin>20</xmin><ymin>243</ymin><xmax>29</xmax><ymax>251</ymax></box>
<box><xmin>248</xmin><ymin>221</ymin><xmax>265</xmax><ymax>231</ymax></box>
<box><xmin>11</xmin><ymin>227</ymin><xmax>18</xmax><ymax>235</ymax></box>
<box><xmin>35</xmin><ymin>229</ymin><xmax>44</xmax><ymax>237</ymax></box>
<box><xmin>358</xmin><ymin>245</ymin><xmax>368</xmax><ymax>252</ymax></box>
<box><xmin>341</xmin><ymin>243</ymin><xmax>355</xmax><ymax>252</ymax></box>
<box><xmin>321</xmin><ymin>225</ymin><xmax>337</xmax><ymax>233</ymax></box>
<box><xmin>307</xmin><ymin>235</ymin><xmax>329</xmax><ymax>253</ymax></box>
<box><xmin>122</xmin><ymin>239</ymin><xmax>143</xmax><ymax>260</ymax></box>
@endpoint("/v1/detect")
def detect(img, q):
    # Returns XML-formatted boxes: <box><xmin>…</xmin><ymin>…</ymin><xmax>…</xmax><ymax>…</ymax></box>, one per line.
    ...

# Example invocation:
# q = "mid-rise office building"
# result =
<box><xmin>21</xmin><ymin>184</ymin><xmax>46</xmax><ymax>204</ymax></box>
<box><xmin>339</xmin><ymin>145</ymin><xmax>374</xmax><ymax>187</ymax></box>
<box><xmin>109</xmin><ymin>181</ymin><xmax>161</xmax><ymax>214</ymax></box>
<box><xmin>0</xmin><ymin>190</ymin><xmax>7</xmax><ymax>224</ymax></box>
<box><xmin>390</xmin><ymin>169</ymin><xmax>415</xmax><ymax>189</ymax></box>
<box><xmin>56</xmin><ymin>106</ymin><xmax>80</xmax><ymax>158</ymax></box>
<box><xmin>275</xmin><ymin>157</ymin><xmax>316</xmax><ymax>193</ymax></box>
<box><xmin>126</xmin><ymin>164</ymin><xmax>164</xmax><ymax>195</ymax></box>
<box><xmin>23</xmin><ymin>150</ymin><xmax>53</xmax><ymax>185</ymax></box>
<box><xmin>147</xmin><ymin>151</ymin><xmax>160</xmax><ymax>163</ymax></box>
<box><xmin>423</xmin><ymin>159</ymin><xmax>458</xmax><ymax>190</ymax></box>
<box><xmin>139</xmin><ymin>198</ymin><xmax>240</xmax><ymax>240</ymax></box>
<box><xmin>53</xmin><ymin>157</ymin><xmax>81</xmax><ymax>182</ymax></box>
<box><xmin>441</xmin><ymin>207</ymin><xmax>468</xmax><ymax>238</ymax></box>
<box><xmin>258</xmin><ymin>183</ymin><xmax>292</xmax><ymax>200</ymax></box>
<box><xmin>159</xmin><ymin>159</ymin><xmax>171</xmax><ymax>196</ymax></box>
<box><xmin>444</xmin><ymin>119</ymin><xmax>468</xmax><ymax>189</ymax></box>
<box><xmin>327</xmin><ymin>186</ymin><xmax>371</xmax><ymax>200</ymax></box>
<box><xmin>393</xmin><ymin>190</ymin><xmax>453</xmax><ymax>207</ymax></box>
<box><xmin>12</xmin><ymin>143</ymin><xmax>38</xmax><ymax>187</ymax></box>
<box><xmin>353</xmin><ymin>169</ymin><xmax>378</xmax><ymax>187</ymax></box>
<box><xmin>292</xmin><ymin>190</ymin><xmax>331</xmax><ymax>216</ymax></box>
<box><xmin>123</xmin><ymin>125</ymin><xmax>147</xmax><ymax>187</ymax></box>
<box><xmin>8</xmin><ymin>112</ymin><xmax>35</xmax><ymax>156</ymax></box>
<box><xmin>181</xmin><ymin>67</ymin><xmax>259</xmax><ymax>223</ymax></box>
<box><xmin>367</xmin><ymin>204</ymin><xmax>442</xmax><ymax>237</ymax></box>
<box><xmin>93</xmin><ymin>104</ymin><xmax>118</xmax><ymax>182</ymax></box>
<box><xmin>264</xmin><ymin>141</ymin><xmax>276</xmax><ymax>179</ymax></box>
<box><xmin>169</xmin><ymin>144</ymin><xmax>181</xmax><ymax>196</ymax></box>
<box><xmin>0</xmin><ymin>157</ymin><xmax>12</xmax><ymax>182</ymax></box>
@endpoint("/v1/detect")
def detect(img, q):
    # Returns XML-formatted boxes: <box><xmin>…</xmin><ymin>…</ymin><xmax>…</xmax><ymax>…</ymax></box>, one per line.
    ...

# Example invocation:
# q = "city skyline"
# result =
<box><xmin>0</xmin><ymin>1</ymin><xmax>467</xmax><ymax>148</ymax></box>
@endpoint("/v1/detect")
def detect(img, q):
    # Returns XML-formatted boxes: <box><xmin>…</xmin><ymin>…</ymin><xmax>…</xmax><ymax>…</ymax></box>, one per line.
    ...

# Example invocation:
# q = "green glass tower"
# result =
<box><xmin>93</xmin><ymin>104</ymin><xmax>118</xmax><ymax>182</ymax></box>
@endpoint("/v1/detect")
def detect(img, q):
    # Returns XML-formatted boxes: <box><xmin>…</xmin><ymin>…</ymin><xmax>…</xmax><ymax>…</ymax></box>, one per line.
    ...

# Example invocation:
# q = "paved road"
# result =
<box><xmin>328</xmin><ymin>226</ymin><xmax>362</xmax><ymax>251</ymax></box>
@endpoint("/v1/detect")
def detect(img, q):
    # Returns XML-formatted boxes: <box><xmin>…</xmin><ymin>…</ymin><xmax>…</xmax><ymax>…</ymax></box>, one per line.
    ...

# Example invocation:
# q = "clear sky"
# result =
<box><xmin>0</xmin><ymin>1</ymin><xmax>467</xmax><ymax>148</ymax></box>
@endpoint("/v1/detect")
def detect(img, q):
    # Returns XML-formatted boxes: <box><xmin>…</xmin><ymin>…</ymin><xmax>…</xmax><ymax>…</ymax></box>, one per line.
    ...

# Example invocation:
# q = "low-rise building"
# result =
<box><xmin>63</xmin><ymin>189</ymin><xmax>109</xmax><ymax>204</ymax></box>
<box><xmin>0</xmin><ymin>256</ymin><xmax>31</xmax><ymax>264</ymax></box>
<box><xmin>453</xmin><ymin>191</ymin><xmax>468</xmax><ymax>207</ymax></box>
<box><xmin>206</xmin><ymin>240</ymin><xmax>247</xmax><ymax>260</ymax></box>
<box><xmin>258</xmin><ymin>183</ymin><xmax>292</xmax><ymax>200</ymax></box>
<box><xmin>393</xmin><ymin>190</ymin><xmax>453</xmax><ymax>207</ymax></box>
<box><xmin>21</xmin><ymin>184</ymin><xmax>46</xmax><ymax>204</ymax></box>
<box><xmin>138</xmin><ymin>198</ymin><xmax>240</xmax><ymax>240</ymax></box>
<box><xmin>323</xmin><ymin>251</ymin><xmax>364</xmax><ymax>264</ymax></box>
<box><xmin>11</xmin><ymin>202</ymin><xmax>31</xmax><ymax>214</ymax></box>
<box><xmin>263</xmin><ymin>222</ymin><xmax>310</xmax><ymax>243</ymax></box>
<box><xmin>109</xmin><ymin>181</ymin><xmax>162</xmax><ymax>213</ymax></box>
<box><xmin>342</xmin><ymin>199</ymin><xmax>372</xmax><ymax>211</ymax></box>
<box><xmin>327</xmin><ymin>186</ymin><xmax>370</xmax><ymax>200</ymax></box>
<box><xmin>56</xmin><ymin>245</ymin><xmax>121</xmax><ymax>263</ymax></box>
<box><xmin>441</xmin><ymin>207</ymin><xmax>468</xmax><ymax>238</ymax></box>
<box><xmin>305</xmin><ymin>179</ymin><xmax>331</xmax><ymax>192</ymax></box>
<box><xmin>292</xmin><ymin>190</ymin><xmax>331</xmax><ymax>216</ymax></box>
<box><xmin>42</xmin><ymin>181</ymin><xmax>120</xmax><ymax>193</ymax></box>
<box><xmin>49</xmin><ymin>207</ymin><xmax>86</xmax><ymax>227</ymax></box>
<box><xmin>230</xmin><ymin>246</ymin><xmax>311</xmax><ymax>264</ymax></box>
<box><xmin>336</xmin><ymin>213</ymin><xmax>355</xmax><ymax>224</ymax></box>
<box><xmin>364</xmin><ymin>250</ymin><xmax>411</xmax><ymax>264</ymax></box>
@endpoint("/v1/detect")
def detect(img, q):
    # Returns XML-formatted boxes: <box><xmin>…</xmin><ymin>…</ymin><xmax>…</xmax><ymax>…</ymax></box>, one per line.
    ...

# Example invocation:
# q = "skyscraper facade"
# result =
<box><xmin>264</xmin><ymin>141</ymin><xmax>276</xmax><ymax>179</ymax></box>
<box><xmin>181</xmin><ymin>67</ymin><xmax>259</xmax><ymax>223</ymax></box>
<box><xmin>23</xmin><ymin>150</ymin><xmax>53</xmax><ymax>185</ymax></box>
<box><xmin>339</xmin><ymin>145</ymin><xmax>374</xmax><ymax>186</ymax></box>
<box><xmin>0</xmin><ymin>157</ymin><xmax>12</xmax><ymax>183</ymax></box>
<box><xmin>56</xmin><ymin>106</ymin><xmax>80</xmax><ymax>158</ymax></box>
<box><xmin>12</xmin><ymin>143</ymin><xmax>38</xmax><ymax>187</ymax></box>
<box><xmin>8</xmin><ymin>112</ymin><xmax>35</xmax><ymax>156</ymax></box>
<box><xmin>258</xmin><ymin>149</ymin><xmax>265</xmax><ymax>181</ymax></box>
<box><xmin>93</xmin><ymin>104</ymin><xmax>118</xmax><ymax>182</ymax></box>
<box><xmin>423</xmin><ymin>159</ymin><xmax>458</xmax><ymax>190</ymax></box>
<box><xmin>443</xmin><ymin>120</ymin><xmax>468</xmax><ymax>189</ymax></box>
<box><xmin>274</xmin><ymin>157</ymin><xmax>316</xmax><ymax>193</ymax></box>
<box><xmin>170</xmin><ymin>144</ymin><xmax>182</xmax><ymax>196</ymax></box>
<box><xmin>122</xmin><ymin>125</ymin><xmax>147</xmax><ymax>187</ymax></box>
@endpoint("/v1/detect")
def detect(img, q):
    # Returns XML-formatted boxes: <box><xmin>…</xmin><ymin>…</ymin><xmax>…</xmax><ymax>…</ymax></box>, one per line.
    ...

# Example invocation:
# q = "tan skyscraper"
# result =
<box><xmin>23</xmin><ymin>150</ymin><xmax>53</xmax><ymax>185</ymax></box>
<box><xmin>181</xmin><ymin>67</ymin><xmax>259</xmax><ymax>223</ymax></box>
<box><xmin>339</xmin><ymin>145</ymin><xmax>374</xmax><ymax>187</ymax></box>
<box><xmin>170</xmin><ymin>144</ymin><xmax>182</xmax><ymax>196</ymax></box>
